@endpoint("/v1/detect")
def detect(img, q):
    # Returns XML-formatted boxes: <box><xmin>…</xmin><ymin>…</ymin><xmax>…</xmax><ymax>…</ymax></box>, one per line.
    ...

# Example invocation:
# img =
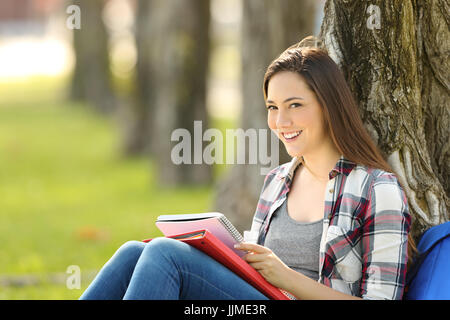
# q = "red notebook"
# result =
<box><xmin>143</xmin><ymin>229</ymin><xmax>294</xmax><ymax>300</ymax></box>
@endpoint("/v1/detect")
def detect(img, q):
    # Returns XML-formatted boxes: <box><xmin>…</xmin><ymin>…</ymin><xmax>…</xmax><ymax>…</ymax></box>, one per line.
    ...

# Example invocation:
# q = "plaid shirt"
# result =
<box><xmin>250</xmin><ymin>155</ymin><xmax>411</xmax><ymax>300</ymax></box>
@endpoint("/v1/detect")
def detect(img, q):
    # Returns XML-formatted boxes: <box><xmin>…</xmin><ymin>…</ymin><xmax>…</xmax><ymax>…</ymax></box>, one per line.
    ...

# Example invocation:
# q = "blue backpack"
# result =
<box><xmin>404</xmin><ymin>221</ymin><xmax>450</xmax><ymax>300</ymax></box>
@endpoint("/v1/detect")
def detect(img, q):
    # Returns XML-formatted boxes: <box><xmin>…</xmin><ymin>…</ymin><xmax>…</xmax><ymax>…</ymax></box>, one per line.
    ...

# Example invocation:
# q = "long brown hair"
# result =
<box><xmin>263</xmin><ymin>37</ymin><xmax>417</xmax><ymax>268</ymax></box>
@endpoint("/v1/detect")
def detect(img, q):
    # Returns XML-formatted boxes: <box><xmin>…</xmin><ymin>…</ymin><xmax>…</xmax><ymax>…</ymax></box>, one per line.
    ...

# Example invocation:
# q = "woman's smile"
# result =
<box><xmin>281</xmin><ymin>130</ymin><xmax>303</xmax><ymax>142</ymax></box>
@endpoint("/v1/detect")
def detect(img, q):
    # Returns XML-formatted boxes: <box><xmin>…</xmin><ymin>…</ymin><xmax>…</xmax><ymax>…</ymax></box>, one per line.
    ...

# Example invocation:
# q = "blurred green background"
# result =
<box><xmin>0</xmin><ymin>74</ymin><xmax>231</xmax><ymax>299</ymax></box>
<box><xmin>0</xmin><ymin>0</ymin><xmax>323</xmax><ymax>299</ymax></box>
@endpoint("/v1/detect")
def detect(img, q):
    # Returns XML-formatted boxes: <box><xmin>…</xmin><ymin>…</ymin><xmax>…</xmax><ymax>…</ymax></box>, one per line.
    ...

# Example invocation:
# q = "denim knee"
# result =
<box><xmin>143</xmin><ymin>237</ymin><xmax>188</xmax><ymax>260</ymax></box>
<box><xmin>145</xmin><ymin>237</ymin><xmax>180</xmax><ymax>252</ymax></box>
<box><xmin>115</xmin><ymin>240</ymin><xmax>146</xmax><ymax>260</ymax></box>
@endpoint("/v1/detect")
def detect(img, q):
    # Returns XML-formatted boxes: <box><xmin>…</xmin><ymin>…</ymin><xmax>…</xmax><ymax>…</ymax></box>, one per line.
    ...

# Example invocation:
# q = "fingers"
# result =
<box><xmin>243</xmin><ymin>251</ymin><xmax>269</xmax><ymax>263</ymax></box>
<box><xmin>247</xmin><ymin>261</ymin><xmax>266</xmax><ymax>271</ymax></box>
<box><xmin>234</xmin><ymin>242</ymin><xmax>270</xmax><ymax>254</ymax></box>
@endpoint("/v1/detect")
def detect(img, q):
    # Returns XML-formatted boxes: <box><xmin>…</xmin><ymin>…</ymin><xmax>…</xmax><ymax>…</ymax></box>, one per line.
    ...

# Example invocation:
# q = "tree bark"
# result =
<box><xmin>213</xmin><ymin>0</ymin><xmax>318</xmax><ymax>232</ymax></box>
<box><xmin>69</xmin><ymin>0</ymin><xmax>116</xmax><ymax>113</ymax></box>
<box><xmin>319</xmin><ymin>0</ymin><xmax>449</xmax><ymax>238</ymax></box>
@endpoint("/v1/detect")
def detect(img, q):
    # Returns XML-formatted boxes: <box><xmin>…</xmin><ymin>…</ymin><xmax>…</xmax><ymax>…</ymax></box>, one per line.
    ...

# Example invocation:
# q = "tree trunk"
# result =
<box><xmin>319</xmin><ymin>0</ymin><xmax>449</xmax><ymax>238</ymax></box>
<box><xmin>149</xmin><ymin>0</ymin><xmax>212</xmax><ymax>186</ymax></box>
<box><xmin>119</xmin><ymin>0</ymin><xmax>156</xmax><ymax>155</ymax></box>
<box><xmin>213</xmin><ymin>0</ymin><xmax>318</xmax><ymax>232</ymax></box>
<box><xmin>69</xmin><ymin>0</ymin><xmax>116</xmax><ymax>113</ymax></box>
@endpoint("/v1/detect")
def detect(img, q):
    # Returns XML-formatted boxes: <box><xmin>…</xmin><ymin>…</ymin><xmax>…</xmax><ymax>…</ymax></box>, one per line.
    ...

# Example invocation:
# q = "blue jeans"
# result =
<box><xmin>79</xmin><ymin>237</ymin><xmax>269</xmax><ymax>300</ymax></box>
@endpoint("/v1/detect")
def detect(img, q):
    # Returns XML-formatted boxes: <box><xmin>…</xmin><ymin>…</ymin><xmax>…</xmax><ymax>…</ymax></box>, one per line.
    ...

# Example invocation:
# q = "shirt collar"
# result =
<box><xmin>276</xmin><ymin>155</ymin><xmax>356</xmax><ymax>181</ymax></box>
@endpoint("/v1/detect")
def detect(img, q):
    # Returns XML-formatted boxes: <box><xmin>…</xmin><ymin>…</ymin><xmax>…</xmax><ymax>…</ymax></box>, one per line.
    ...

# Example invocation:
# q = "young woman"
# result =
<box><xmin>79</xmin><ymin>38</ymin><xmax>413</xmax><ymax>300</ymax></box>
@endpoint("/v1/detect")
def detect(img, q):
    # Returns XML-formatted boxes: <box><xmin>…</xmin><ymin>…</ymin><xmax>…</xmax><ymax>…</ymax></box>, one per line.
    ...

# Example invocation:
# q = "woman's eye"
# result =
<box><xmin>290</xmin><ymin>103</ymin><xmax>302</xmax><ymax>108</ymax></box>
<box><xmin>266</xmin><ymin>105</ymin><xmax>277</xmax><ymax>110</ymax></box>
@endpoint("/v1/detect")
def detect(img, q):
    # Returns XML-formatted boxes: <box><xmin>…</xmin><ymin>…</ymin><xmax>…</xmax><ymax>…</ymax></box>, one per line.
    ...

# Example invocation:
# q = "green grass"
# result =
<box><xmin>0</xmin><ymin>76</ymin><xmax>235</xmax><ymax>299</ymax></box>
<box><xmin>0</xmin><ymin>282</ymin><xmax>87</xmax><ymax>300</ymax></box>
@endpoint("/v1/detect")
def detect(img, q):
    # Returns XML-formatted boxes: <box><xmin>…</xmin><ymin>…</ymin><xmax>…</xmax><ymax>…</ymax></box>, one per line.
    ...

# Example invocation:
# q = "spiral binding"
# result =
<box><xmin>218</xmin><ymin>215</ymin><xmax>243</xmax><ymax>242</ymax></box>
<box><xmin>280</xmin><ymin>289</ymin><xmax>297</xmax><ymax>300</ymax></box>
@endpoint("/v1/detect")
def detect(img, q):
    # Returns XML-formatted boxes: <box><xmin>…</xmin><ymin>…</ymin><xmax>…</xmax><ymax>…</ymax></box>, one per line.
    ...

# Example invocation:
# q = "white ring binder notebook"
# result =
<box><xmin>155</xmin><ymin>212</ymin><xmax>245</xmax><ymax>257</ymax></box>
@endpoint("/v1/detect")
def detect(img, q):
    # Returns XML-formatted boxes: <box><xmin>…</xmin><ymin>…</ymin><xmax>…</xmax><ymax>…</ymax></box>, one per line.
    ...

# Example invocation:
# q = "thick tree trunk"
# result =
<box><xmin>69</xmin><ymin>0</ymin><xmax>116</xmax><ymax>113</ymax></box>
<box><xmin>149</xmin><ymin>0</ymin><xmax>212</xmax><ymax>186</ymax></box>
<box><xmin>213</xmin><ymin>0</ymin><xmax>318</xmax><ymax>232</ymax></box>
<box><xmin>319</xmin><ymin>0</ymin><xmax>449</xmax><ymax>238</ymax></box>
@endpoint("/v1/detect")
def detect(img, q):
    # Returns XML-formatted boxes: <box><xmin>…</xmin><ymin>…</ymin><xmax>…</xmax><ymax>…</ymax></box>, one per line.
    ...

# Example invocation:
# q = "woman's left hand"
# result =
<box><xmin>234</xmin><ymin>242</ymin><xmax>291</xmax><ymax>289</ymax></box>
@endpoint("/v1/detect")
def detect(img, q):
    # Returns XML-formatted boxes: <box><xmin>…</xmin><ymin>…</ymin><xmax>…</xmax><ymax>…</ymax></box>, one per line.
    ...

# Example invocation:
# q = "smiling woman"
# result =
<box><xmin>262</xmin><ymin>42</ymin><xmax>387</xmax><ymax>173</ymax></box>
<box><xmin>265</xmin><ymin>71</ymin><xmax>336</xmax><ymax>168</ymax></box>
<box><xmin>79</xmin><ymin>36</ymin><xmax>416</xmax><ymax>300</ymax></box>
<box><xmin>247</xmin><ymin>36</ymin><xmax>417</xmax><ymax>299</ymax></box>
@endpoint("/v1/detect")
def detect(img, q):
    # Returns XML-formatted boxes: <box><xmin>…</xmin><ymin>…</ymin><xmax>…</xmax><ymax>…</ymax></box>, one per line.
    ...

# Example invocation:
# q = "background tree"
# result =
<box><xmin>118</xmin><ymin>0</ymin><xmax>156</xmax><ymax>155</ymax></box>
<box><xmin>213</xmin><ymin>0</ymin><xmax>318</xmax><ymax>232</ymax></box>
<box><xmin>144</xmin><ymin>0</ymin><xmax>212</xmax><ymax>186</ymax></box>
<box><xmin>318</xmin><ymin>0</ymin><xmax>449</xmax><ymax>238</ymax></box>
<box><xmin>69</xmin><ymin>0</ymin><xmax>116</xmax><ymax>113</ymax></box>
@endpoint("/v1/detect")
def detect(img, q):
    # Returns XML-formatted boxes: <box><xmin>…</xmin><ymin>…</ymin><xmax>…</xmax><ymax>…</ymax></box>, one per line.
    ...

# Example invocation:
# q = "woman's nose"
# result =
<box><xmin>276</xmin><ymin>111</ymin><xmax>293</xmax><ymax>128</ymax></box>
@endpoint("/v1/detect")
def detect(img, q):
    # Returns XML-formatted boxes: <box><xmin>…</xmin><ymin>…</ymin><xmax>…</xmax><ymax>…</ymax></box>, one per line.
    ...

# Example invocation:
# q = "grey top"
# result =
<box><xmin>263</xmin><ymin>199</ymin><xmax>323</xmax><ymax>281</ymax></box>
